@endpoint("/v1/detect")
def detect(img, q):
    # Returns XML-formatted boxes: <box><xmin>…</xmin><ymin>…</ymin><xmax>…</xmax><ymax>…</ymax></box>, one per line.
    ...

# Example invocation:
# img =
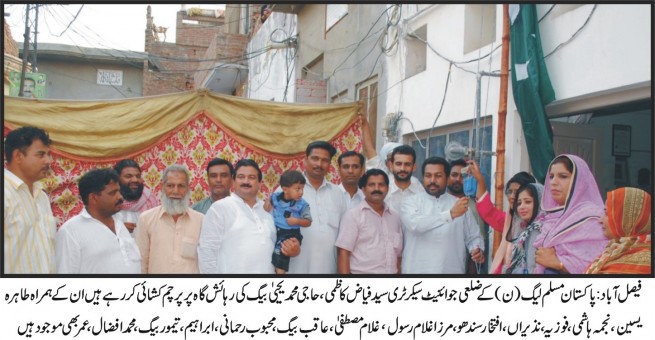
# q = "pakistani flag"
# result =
<box><xmin>509</xmin><ymin>4</ymin><xmax>556</xmax><ymax>182</ymax></box>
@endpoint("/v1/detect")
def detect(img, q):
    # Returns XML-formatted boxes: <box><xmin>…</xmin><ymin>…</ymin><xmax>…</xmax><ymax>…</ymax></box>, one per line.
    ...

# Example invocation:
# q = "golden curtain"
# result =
<box><xmin>4</xmin><ymin>89</ymin><xmax>360</xmax><ymax>159</ymax></box>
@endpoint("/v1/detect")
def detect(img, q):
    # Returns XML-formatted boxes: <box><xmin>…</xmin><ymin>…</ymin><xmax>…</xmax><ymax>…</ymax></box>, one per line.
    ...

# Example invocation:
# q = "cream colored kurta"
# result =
<box><xmin>135</xmin><ymin>206</ymin><xmax>204</xmax><ymax>274</ymax></box>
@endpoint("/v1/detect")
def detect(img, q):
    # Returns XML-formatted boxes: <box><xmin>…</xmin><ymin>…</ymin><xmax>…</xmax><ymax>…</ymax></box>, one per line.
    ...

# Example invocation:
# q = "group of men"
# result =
<box><xmin>4</xmin><ymin>125</ymin><xmax>486</xmax><ymax>275</ymax></box>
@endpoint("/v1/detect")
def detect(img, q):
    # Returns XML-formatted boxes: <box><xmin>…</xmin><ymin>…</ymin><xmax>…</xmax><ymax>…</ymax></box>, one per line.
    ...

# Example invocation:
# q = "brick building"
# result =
<box><xmin>143</xmin><ymin>5</ymin><xmax>249</xmax><ymax>96</ymax></box>
<box><xmin>4</xmin><ymin>18</ymin><xmax>29</xmax><ymax>96</ymax></box>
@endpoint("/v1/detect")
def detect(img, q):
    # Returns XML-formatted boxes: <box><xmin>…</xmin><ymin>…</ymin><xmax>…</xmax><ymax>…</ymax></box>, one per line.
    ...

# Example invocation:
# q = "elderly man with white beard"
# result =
<box><xmin>135</xmin><ymin>165</ymin><xmax>204</xmax><ymax>274</ymax></box>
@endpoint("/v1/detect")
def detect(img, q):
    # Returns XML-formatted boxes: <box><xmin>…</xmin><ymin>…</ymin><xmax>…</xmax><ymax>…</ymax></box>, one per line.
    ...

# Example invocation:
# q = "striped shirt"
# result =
<box><xmin>4</xmin><ymin>169</ymin><xmax>56</xmax><ymax>274</ymax></box>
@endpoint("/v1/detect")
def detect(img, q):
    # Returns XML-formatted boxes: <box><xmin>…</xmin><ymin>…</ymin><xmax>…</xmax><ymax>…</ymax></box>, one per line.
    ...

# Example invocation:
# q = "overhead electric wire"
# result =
<box><xmin>327</xmin><ymin>4</ymin><xmax>398</xmax><ymax>80</ymax></box>
<box><xmin>538</xmin><ymin>4</ymin><xmax>556</xmax><ymax>23</ymax></box>
<box><xmin>53</xmin><ymin>4</ymin><xmax>83</xmax><ymax>37</ymax></box>
<box><xmin>544</xmin><ymin>4</ymin><xmax>597</xmax><ymax>58</ymax></box>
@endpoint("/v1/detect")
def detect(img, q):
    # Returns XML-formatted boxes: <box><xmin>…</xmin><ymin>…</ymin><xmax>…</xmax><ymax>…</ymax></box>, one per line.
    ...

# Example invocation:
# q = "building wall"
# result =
<box><xmin>247</xmin><ymin>12</ymin><xmax>298</xmax><ymax>101</ymax></box>
<box><xmin>144</xmin><ymin>8</ymin><xmax>225</xmax><ymax>96</ymax></box>
<box><xmin>385</xmin><ymin>4</ymin><xmax>526</xmax><ymax>175</ymax></box>
<box><xmin>4</xmin><ymin>19</ymin><xmax>19</xmax><ymax>57</ymax></box>
<box><xmin>143</xmin><ymin>40</ymin><xmax>199</xmax><ymax>95</ymax></box>
<box><xmin>176</xmin><ymin>10</ymin><xmax>224</xmax><ymax>47</ymax></box>
<box><xmin>297</xmin><ymin>4</ymin><xmax>389</xmax><ymax>104</ymax></box>
<box><xmin>4</xmin><ymin>19</ymin><xmax>23</xmax><ymax>96</ymax></box>
<box><xmin>246</xmin><ymin>5</ymin><xmax>389</xmax><ymax>145</ymax></box>
<box><xmin>540</xmin><ymin>4</ymin><xmax>650</xmax><ymax>102</ymax></box>
<box><xmin>225</xmin><ymin>4</ymin><xmax>262</xmax><ymax>35</ymax></box>
<box><xmin>35</xmin><ymin>59</ymin><xmax>143</xmax><ymax>100</ymax></box>
<box><xmin>295</xmin><ymin>79</ymin><xmax>327</xmax><ymax>103</ymax></box>
<box><xmin>195</xmin><ymin>33</ymin><xmax>249</xmax><ymax>89</ymax></box>
<box><xmin>224</xmin><ymin>4</ymin><xmax>242</xmax><ymax>34</ymax></box>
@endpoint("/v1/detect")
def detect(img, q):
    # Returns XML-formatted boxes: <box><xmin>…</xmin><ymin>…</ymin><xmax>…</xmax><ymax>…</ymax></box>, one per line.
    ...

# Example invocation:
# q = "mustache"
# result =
<box><xmin>116</xmin><ymin>199</ymin><xmax>124</xmax><ymax>206</ymax></box>
<box><xmin>371</xmin><ymin>190</ymin><xmax>384</xmax><ymax>195</ymax></box>
<box><xmin>240</xmin><ymin>184</ymin><xmax>252</xmax><ymax>188</ymax></box>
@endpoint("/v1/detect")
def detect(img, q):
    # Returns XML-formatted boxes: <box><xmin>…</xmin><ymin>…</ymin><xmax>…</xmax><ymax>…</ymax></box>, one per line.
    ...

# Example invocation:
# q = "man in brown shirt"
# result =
<box><xmin>135</xmin><ymin>164</ymin><xmax>203</xmax><ymax>274</ymax></box>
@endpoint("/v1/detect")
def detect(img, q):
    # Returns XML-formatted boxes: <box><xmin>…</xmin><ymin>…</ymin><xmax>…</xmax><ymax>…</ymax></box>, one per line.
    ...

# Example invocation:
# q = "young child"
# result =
<box><xmin>270</xmin><ymin>170</ymin><xmax>312</xmax><ymax>274</ymax></box>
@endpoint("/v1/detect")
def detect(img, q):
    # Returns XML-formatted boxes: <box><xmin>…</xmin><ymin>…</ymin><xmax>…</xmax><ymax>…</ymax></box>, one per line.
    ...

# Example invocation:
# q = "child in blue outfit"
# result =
<box><xmin>270</xmin><ymin>170</ymin><xmax>312</xmax><ymax>274</ymax></box>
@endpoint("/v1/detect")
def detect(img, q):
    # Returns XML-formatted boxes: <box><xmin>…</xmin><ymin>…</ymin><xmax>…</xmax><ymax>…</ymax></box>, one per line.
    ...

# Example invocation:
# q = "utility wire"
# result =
<box><xmin>538</xmin><ymin>4</ymin><xmax>556</xmax><ymax>23</ymax></box>
<box><xmin>544</xmin><ymin>4</ymin><xmax>597</xmax><ymax>58</ymax></box>
<box><xmin>327</xmin><ymin>5</ymin><xmax>397</xmax><ymax>80</ymax></box>
<box><xmin>53</xmin><ymin>4</ymin><xmax>84</xmax><ymax>37</ymax></box>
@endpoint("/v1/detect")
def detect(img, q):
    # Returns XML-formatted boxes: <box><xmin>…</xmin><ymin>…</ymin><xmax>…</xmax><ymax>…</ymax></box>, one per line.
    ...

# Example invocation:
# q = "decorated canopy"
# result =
<box><xmin>4</xmin><ymin>89</ymin><xmax>363</xmax><ymax>226</ymax></box>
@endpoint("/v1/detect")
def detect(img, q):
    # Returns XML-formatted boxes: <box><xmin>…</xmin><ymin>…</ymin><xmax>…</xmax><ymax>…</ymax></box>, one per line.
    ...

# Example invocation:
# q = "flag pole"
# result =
<box><xmin>492</xmin><ymin>4</ymin><xmax>510</xmax><ymax>256</ymax></box>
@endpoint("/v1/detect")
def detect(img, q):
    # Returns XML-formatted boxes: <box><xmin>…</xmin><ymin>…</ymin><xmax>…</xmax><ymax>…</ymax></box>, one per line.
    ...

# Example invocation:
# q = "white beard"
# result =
<box><xmin>160</xmin><ymin>191</ymin><xmax>190</xmax><ymax>216</ymax></box>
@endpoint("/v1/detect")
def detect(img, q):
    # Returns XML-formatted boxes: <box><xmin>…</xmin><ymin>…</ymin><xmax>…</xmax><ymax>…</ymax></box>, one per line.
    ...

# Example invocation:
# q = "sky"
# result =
<box><xmin>4</xmin><ymin>4</ymin><xmax>226</xmax><ymax>52</ymax></box>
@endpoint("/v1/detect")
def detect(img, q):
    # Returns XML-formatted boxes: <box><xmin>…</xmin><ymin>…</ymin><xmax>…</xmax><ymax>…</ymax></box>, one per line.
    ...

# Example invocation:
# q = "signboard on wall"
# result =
<box><xmin>97</xmin><ymin>69</ymin><xmax>123</xmax><ymax>86</ymax></box>
<box><xmin>8</xmin><ymin>71</ymin><xmax>46</xmax><ymax>98</ymax></box>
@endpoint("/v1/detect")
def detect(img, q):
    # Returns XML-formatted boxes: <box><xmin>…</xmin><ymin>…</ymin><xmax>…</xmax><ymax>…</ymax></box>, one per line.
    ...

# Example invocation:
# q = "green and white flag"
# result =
<box><xmin>510</xmin><ymin>4</ymin><xmax>556</xmax><ymax>182</ymax></box>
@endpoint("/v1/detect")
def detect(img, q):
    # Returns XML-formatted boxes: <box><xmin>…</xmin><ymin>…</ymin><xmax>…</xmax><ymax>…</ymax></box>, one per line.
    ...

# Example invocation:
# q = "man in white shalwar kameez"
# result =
<box><xmin>401</xmin><ymin>157</ymin><xmax>485</xmax><ymax>274</ymax></box>
<box><xmin>198</xmin><ymin>159</ymin><xmax>299</xmax><ymax>274</ymax></box>
<box><xmin>287</xmin><ymin>141</ymin><xmax>347</xmax><ymax>274</ymax></box>
<box><xmin>56</xmin><ymin>169</ymin><xmax>141</xmax><ymax>274</ymax></box>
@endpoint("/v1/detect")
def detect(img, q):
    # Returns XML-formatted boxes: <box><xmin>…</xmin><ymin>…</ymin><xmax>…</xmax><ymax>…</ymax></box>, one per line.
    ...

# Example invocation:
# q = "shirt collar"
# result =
<box><xmin>304</xmin><ymin>173</ymin><xmax>329</xmax><ymax>190</ymax></box>
<box><xmin>422</xmin><ymin>190</ymin><xmax>453</xmax><ymax>202</ymax></box>
<box><xmin>81</xmin><ymin>207</ymin><xmax>120</xmax><ymax>225</ymax></box>
<box><xmin>4</xmin><ymin>168</ymin><xmax>45</xmax><ymax>194</ymax></box>
<box><xmin>155</xmin><ymin>206</ymin><xmax>190</xmax><ymax>219</ymax></box>
<box><xmin>82</xmin><ymin>208</ymin><xmax>130</xmax><ymax>236</ymax></box>
<box><xmin>360</xmin><ymin>199</ymin><xmax>392</xmax><ymax>215</ymax></box>
<box><xmin>390</xmin><ymin>178</ymin><xmax>421</xmax><ymax>194</ymax></box>
<box><xmin>233</xmin><ymin>193</ymin><xmax>263</xmax><ymax>209</ymax></box>
<box><xmin>339</xmin><ymin>183</ymin><xmax>363</xmax><ymax>197</ymax></box>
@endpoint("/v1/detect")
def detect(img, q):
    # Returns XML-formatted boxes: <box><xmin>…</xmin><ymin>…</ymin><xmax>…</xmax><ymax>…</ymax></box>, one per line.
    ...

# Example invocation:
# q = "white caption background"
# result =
<box><xmin>0</xmin><ymin>277</ymin><xmax>651</xmax><ymax>340</ymax></box>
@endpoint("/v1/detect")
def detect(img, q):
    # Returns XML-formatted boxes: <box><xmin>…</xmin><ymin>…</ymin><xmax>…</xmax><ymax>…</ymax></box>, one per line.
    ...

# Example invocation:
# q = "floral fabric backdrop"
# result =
<box><xmin>4</xmin><ymin>112</ymin><xmax>362</xmax><ymax>227</ymax></box>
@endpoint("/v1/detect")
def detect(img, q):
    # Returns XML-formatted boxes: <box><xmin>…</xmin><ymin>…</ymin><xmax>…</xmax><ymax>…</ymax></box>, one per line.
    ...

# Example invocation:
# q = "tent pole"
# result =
<box><xmin>492</xmin><ymin>4</ymin><xmax>510</xmax><ymax>258</ymax></box>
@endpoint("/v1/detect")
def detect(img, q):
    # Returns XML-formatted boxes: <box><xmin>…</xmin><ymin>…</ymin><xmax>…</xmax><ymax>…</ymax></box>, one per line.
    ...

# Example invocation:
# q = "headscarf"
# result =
<box><xmin>506</xmin><ymin>183</ymin><xmax>544</xmax><ymax>274</ymax></box>
<box><xmin>586</xmin><ymin>187</ymin><xmax>651</xmax><ymax>274</ymax></box>
<box><xmin>378</xmin><ymin>142</ymin><xmax>402</xmax><ymax>172</ymax></box>
<box><xmin>532</xmin><ymin>154</ymin><xmax>607</xmax><ymax>274</ymax></box>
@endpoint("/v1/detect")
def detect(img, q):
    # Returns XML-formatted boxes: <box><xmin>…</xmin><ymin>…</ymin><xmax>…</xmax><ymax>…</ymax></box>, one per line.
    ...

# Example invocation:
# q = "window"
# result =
<box><xmin>463</xmin><ymin>5</ymin><xmax>496</xmax><ymax>54</ymax></box>
<box><xmin>326</xmin><ymin>4</ymin><xmax>348</xmax><ymax>32</ymax></box>
<box><xmin>413</xmin><ymin>135</ymin><xmax>446</xmax><ymax>169</ymax></box>
<box><xmin>410</xmin><ymin>123</ymin><xmax>493</xmax><ymax>192</ymax></box>
<box><xmin>405</xmin><ymin>24</ymin><xmax>427</xmax><ymax>78</ymax></box>
<box><xmin>357</xmin><ymin>77</ymin><xmax>378</xmax><ymax>148</ymax></box>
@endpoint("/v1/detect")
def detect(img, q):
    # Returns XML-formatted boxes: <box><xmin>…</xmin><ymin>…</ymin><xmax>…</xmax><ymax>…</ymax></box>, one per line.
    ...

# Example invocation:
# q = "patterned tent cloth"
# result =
<box><xmin>4</xmin><ymin>90</ymin><xmax>362</xmax><ymax>226</ymax></box>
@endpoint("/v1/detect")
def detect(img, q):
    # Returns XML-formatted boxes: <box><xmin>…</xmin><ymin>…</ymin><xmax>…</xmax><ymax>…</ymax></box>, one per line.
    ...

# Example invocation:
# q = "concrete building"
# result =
<box><xmin>18</xmin><ymin>42</ymin><xmax>144</xmax><ymax>100</ymax></box>
<box><xmin>242</xmin><ymin>4</ymin><xmax>651</xmax><ymax>261</ymax></box>
<box><xmin>245</xmin><ymin>4</ymin><xmax>650</xmax><ymax>196</ymax></box>
<box><xmin>386</xmin><ymin>4</ymin><xmax>651</xmax><ymax>198</ymax></box>
<box><xmin>245</xmin><ymin>4</ymin><xmax>390</xmax><ymax>147</ymax></box>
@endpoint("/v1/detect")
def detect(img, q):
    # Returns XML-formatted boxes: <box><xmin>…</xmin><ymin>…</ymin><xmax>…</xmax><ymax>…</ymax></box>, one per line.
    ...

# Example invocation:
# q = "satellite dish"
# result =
<box><xmin>444</xmin><ymin>141</ymin><xmax>469</xmax><ymax>161</ymax></box>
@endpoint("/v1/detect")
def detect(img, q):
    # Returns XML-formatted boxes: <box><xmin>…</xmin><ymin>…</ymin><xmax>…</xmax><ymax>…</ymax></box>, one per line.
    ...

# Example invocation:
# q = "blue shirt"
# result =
<box><xmin>271</xmin><ymin>192</ymin><xmax>312</xmax><ymax>230</ymax></box>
